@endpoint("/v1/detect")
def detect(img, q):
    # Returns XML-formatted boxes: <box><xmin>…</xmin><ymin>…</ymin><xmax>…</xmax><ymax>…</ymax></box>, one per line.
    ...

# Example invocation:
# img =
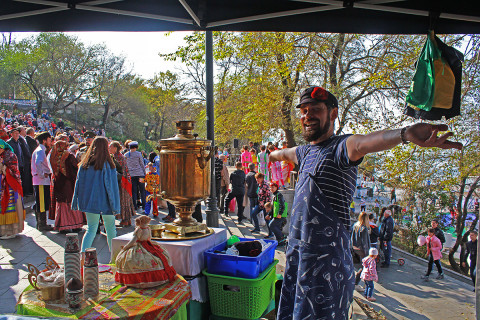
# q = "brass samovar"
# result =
<box><xmin>156</xmin><ymin>121</ymin><xmax>214</xmax><ymax>237</ymax></box>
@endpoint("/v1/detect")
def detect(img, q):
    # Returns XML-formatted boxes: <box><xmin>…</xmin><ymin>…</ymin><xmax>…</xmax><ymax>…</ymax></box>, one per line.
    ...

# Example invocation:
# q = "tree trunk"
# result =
<box><xmin>448</xmin><ymin>175</ymin><xmax>480</xmax><ymax>272</ymax></box>
<box><xmin>153</xmin><ymin>122</ymin><xmax>159</xmax><ymax>140</ymax></box>
<box><xmin>159</xmin><ymin>116</ymin><xmax>166</xmax><ymax>139</ymax></box>
<box><xmin>101</xmin><ymin>102</ymin><xmax>110</xmax><ymax>130</ymax></box>
<box><xmin>36</xmin><ymin>98</ymin><xmax>43</xmax><ymax>116</ymax></box>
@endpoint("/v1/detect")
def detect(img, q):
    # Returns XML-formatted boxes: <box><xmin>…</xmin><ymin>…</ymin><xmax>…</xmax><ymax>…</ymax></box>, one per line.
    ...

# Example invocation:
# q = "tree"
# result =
<box><xmin>161</xmin><ymin>32</ymin><xmax>421</xmax><ymax>147</ymax></box>
<box><xmin>6</xmin><ymin>33</ymin><xmax>103</xmax><ymax>115</ymax></box>
<box><xmin>373</xmin><ymin>35</ymin><xmax>480</xmax><ymax>274</ymax></box>
<box><xmin>91</xmin><ymin>53</ymin><xmax>133</xmax><ymax>130</ymax></box>
<box><xmin>143</xmin><ymin>71</ymin><xmax>186</xmax><ymax>140</ymax></box>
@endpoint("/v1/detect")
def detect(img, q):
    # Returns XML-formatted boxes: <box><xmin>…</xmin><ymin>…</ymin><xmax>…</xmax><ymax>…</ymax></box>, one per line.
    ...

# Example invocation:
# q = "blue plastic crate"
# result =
<box><xmin>204</xmin><ymin>237</ymin><xmax>277</xmax><ymax>279</ymax></box>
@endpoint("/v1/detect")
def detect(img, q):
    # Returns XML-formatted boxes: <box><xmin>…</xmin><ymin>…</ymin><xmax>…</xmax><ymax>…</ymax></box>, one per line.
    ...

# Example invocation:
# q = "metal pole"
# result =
<box><xmin>205</xmin><ymin>30</ymin><xmax>219</xmax><ymax>228</ymax></box>
<box><xmin>476</xmin><ymin>228</ymin><xmax>479</xmax><ymax>319</ymax></box>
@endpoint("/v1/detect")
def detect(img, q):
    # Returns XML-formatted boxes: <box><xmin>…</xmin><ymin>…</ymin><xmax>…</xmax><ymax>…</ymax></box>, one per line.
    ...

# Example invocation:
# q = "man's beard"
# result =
<box><xmin>302</xmin><ymin>119</ymin><xmax>330</xmax><ymax>142</ymax></box>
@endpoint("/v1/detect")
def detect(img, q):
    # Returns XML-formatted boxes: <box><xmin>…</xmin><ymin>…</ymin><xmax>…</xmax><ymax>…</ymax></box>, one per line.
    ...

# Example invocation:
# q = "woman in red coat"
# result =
<box><xmin>49</xmin><ymin>140</ymin><xmax>85</xmax><ymax>232</ymax></box>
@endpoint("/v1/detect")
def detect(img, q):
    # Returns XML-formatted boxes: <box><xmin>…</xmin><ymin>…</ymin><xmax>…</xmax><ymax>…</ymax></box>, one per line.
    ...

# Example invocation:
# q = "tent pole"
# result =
<box><xmin>205</xmin><ymin>30</ymin><xmax>219</xmax><ymax>228</ymax></box>
<box><xmin>476</xmin><ymin>234</ymin><xmax>479</xmax><ymax>319</ymax></box>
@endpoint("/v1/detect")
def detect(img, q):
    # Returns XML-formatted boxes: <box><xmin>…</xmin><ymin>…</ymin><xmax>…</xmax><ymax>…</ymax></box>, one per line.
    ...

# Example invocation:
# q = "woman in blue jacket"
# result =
<box><xmin>72</xmin><ymin>136</ymin><xmax>120</xmax><ymax>258</ymax></box>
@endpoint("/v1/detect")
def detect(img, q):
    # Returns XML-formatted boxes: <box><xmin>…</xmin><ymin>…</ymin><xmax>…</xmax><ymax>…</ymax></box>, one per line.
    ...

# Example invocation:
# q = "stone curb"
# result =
<box><xmin>392</xmin><ymin>246</ymin><xmax>473</xmax><ymax>286</ymax></box>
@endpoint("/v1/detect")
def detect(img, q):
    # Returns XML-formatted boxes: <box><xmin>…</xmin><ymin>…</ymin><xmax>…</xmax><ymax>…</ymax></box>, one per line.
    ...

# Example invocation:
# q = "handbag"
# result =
<box><xmin>258</xmin><ymin>210</ymin><xmax>266</xmax><ymax>227</ymax></box>
<box><xmin>229</xmin><ymin>197</ymin><xmax>236</xmax><ymax>212</ymax></box>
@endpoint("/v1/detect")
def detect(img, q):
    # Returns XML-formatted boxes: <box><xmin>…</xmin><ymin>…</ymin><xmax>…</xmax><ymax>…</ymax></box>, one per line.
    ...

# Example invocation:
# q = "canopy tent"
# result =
<box><xmin>1</xmin><ymin>0</ymin><xmax>480</xmax><ymax>34</ymax></box>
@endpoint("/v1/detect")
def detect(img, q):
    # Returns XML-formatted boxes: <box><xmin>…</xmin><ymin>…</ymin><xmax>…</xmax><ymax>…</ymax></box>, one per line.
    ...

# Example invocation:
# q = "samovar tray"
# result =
<box><xmin>150</xmin><ymin>224</ymin><xmax>214</xmax><ymax>241</ymax></box>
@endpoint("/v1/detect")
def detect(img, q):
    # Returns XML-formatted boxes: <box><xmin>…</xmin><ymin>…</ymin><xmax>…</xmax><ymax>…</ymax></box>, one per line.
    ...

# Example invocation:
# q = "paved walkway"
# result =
<box><xmin>0</xmin><ymin>196</ymin><xmax>476</xmax><ymax>319</ymax></box>
<box><xmin>221</xmin><ymin>205</ymin><xmax>476</xmax><ymax>320</ymax></box>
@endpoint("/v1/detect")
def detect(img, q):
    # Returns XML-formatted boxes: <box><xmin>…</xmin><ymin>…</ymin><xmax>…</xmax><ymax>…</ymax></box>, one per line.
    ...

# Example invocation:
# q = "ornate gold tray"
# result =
<box><xmin>150</xmin><ymin>224</ymin><xmax>214</xmax><ymax>241</ymax></box>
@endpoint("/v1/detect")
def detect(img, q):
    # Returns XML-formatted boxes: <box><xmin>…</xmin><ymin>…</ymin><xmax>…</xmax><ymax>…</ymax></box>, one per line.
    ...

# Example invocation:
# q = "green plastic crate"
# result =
<box><xmin>203</xmin><ymin>260</ymin><xmax>278</xmax><ymax>319</ymax></box>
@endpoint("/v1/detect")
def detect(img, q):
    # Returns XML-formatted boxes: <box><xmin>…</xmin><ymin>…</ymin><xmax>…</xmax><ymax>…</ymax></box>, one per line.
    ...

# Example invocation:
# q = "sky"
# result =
<box><xmin>12</xmin><ymin>31</ymin><xmax>193</xmax><ymax>79</ymax></box>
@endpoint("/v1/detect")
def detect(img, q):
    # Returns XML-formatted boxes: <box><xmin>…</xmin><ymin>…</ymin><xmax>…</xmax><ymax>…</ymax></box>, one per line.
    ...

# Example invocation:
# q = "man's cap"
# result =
<box><xmin>369</xmin><ymin>248</ymin><xmax>379</xmax><ymax>256</ymax></box>
<box><xmin>384</xmin><ymin>209</ymin><xmax>392</xmax><ymax>216</ymax></box>
<box><xmin>296</xmin><ymin>86</ymin><xmax>338</xmax><ymax>109</ymax></box>
<box><xmin>8</xmin><ymin>127</ymin><xmax>20</xmax><ymax>134</ymax></box>
<box><xmin>84</xmin><ymin>131</ymin><xmax>96</xmax><ymax>139</ymax></box>
<box><xmin>35</xmin><ymin>131</ymin><xmax>51</xmax><ymax>141</ymax></box>
<box><xmin>129</xmin><ymin>141</ymin><xmax>139</xmax><ymax>148</ymax></box>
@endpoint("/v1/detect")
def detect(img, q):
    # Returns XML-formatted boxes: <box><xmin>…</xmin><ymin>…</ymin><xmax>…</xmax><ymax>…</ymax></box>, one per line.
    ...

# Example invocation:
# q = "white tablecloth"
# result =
<box><xmin>111</xmin><ymin>227</ymin><xmax>227</xmax><ymax>302</ymax></box>
<box><xmin>112</xmin><ymin>227</ymin><xmax>227</xmax><ymax>276</ymax></box>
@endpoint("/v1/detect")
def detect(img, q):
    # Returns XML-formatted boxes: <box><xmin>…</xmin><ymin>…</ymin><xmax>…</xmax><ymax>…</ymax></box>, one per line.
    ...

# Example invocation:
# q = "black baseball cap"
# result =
<box><xmin>296</xmin><ymin>86</ymin><xmax>338</xmax><ymax>109</ymax></box>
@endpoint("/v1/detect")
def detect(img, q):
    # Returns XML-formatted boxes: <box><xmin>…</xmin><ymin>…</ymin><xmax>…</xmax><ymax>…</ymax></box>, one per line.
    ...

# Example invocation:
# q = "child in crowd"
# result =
<box><xmin>421</xmin><ymin>228</ymin><xmax>444</xmax><ymax>281</ymax></box>
<box><xmin>250</xmin><ymin>148</ymin><xmax>258</xmax><ymax>171</ymax></box>
<box><xmin>144</xmin><ymin>162</ymin><xmax>160</xmax><ymax>217</ymax></box>
<box><xmin>241</xmin><ymin>145</ymin><xmax>252</xmax><ymax>173</ymax></box>
<box><xmin>257</xmin><ymin>145</ymin><xmax>269</xmax><ymax>181</ymax></box>
<box><xmin>360</xmin><ymin>247</ymin><xmax>379</xmax><ymax>302</ymax></box>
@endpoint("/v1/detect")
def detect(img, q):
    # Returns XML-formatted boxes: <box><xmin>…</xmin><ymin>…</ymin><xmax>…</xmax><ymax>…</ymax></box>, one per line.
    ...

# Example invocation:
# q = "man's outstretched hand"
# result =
<box><xmin>405</xmin><ymin>123</ymin><xmax>463</xmax><ymax>150</ymax></box>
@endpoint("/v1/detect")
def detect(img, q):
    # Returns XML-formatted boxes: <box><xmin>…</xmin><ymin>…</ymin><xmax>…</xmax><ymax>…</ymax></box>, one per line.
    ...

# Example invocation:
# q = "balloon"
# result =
<box><xmin>417</xmin><ymin>235</ymin><xmax>426</xmax><ymax>246</ymax></box>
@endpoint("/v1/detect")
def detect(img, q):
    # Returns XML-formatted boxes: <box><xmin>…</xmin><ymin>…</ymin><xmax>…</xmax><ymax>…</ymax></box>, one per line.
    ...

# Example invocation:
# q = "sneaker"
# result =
<box><xmin>250</xmin><ymin>229</ymin><xmax>261</xmax><ymax>233</ymax></box>
<box><xmin>367</xmin><ymin>297</ymin><xmax>376</xmax><ymax>302</ymax></box>
<box><xmin>436</xmin><ymin>274</ymin><xmax>444</xmax><ymax>280</ymax></box>
<box><xmin>264</xmin><ymin>234</ymin><xmax>274</xmax><ymax>239</ymax></box>
<box><xmin>421</xmin><ymin>275</ymin><xmax>429</xmax><ymax>281</ymax></box>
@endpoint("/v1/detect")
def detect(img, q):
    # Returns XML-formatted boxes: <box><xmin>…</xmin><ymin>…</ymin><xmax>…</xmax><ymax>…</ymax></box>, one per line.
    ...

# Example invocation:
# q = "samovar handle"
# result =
<box><xmin>197</xmin><ymin>146</ymin><xmax>215</xmax><ymax>169</ymax></box>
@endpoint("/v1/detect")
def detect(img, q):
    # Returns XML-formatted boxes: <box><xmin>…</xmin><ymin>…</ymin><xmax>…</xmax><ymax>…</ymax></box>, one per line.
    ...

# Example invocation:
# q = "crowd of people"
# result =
<box><xmin>216</xmin><ymin>141</ymin><xmax>293</xmax><ymax>246</ymax></box>
<box><xmin>350</xmin><ymin>201</ymin><xmax>455</xmax><ymax>301</ymax></box>
<box><xmin>0</xmin><ymin>109</ymin><xmax>167</xmax><ymax>260</ymax></box>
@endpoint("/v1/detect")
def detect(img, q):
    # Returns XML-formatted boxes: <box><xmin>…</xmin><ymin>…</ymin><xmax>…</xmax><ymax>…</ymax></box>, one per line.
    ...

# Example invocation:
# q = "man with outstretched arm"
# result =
<box><xmin>271</xmin><ymin>86</ymin><xmax>462</xmax><ymax>320</ymax></box>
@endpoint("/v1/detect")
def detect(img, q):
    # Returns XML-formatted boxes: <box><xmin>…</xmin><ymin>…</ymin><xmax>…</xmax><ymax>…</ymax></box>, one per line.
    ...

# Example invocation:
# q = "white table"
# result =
<box><xmin>111</xmin><ymin>227</ymin><xmax>228</xmax><ymax>302</ymax></box>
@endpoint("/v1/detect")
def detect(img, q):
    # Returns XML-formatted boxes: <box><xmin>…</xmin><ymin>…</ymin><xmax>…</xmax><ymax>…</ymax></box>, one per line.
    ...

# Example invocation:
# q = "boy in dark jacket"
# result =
<box><xmin>462</xmin><ymin>230</ymin><xmax>477</xmax><ymax>287</ymax></box>
<box><xmin>245</xmin><ymin>163</ymin><xmax>258</xmax><ymax>219</ymax></box>
<box><xmin>379</xmin><ymin>209</ymin><xmax>394</xmax><ymax>267</ymax></box>
<box><xmin>431</xmin><ymin>219</ymin><xmax>446</xmax><ymax>247</ymax></box>
<box><xmin>265</xmin><ymin>181</ymin><xmax>288</xmax><ymax>245</ymax></box>
<box><xmin>224</xmin><ymin>162</ymin><xmax>246</xmax><ymax>223</ymax></box>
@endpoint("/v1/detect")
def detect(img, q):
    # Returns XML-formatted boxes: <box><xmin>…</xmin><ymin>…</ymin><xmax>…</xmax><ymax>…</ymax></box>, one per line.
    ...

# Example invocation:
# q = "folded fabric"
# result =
<box><xmin>234</xmin><ymin>240</ymin><xmax>262</xmax><ymax>257</ymax></box>
<box><xmin>404</xmin><ymin>33</ymin><xmax>464</xmax><ymax>120</ymax></box>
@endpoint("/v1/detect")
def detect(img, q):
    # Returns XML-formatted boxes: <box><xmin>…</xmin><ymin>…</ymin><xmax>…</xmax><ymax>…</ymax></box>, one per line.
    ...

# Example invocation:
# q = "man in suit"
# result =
<box><xmin>7</xmin><ymin>127</ymin><xmax>33</xmax><ymax>196</ymax></box>
<box><xmin>25</xmin><ymin>127</ymin><xmax>38</xmax><ymax>154</ymax></box>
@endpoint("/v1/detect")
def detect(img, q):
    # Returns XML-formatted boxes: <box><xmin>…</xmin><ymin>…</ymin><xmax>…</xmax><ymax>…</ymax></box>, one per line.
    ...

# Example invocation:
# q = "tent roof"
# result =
<box><xmin>1</xmin><ymin>0</ymin><xmax>479</xmax><ymax>34</ymax></box>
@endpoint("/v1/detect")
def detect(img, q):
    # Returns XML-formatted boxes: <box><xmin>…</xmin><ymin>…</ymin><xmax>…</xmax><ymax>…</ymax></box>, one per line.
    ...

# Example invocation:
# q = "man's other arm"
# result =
<box><xmin>269</xmin><ymin>147</ymin><xmax>298</xmax><ymax>165</ymax></box>
<box><xmin>346</xmin><ymin>123</ymin><xmax>463</xmax><ymax>162</ymax></box>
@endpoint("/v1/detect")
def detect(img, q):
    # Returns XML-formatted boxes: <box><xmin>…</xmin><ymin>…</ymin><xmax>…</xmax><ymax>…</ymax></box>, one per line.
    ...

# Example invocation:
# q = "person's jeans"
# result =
<box><xmin>426</xmin><ymin>254</ymin><xmax>443</xmax><ymax>275</ymax></box>
<box><xmin>471</xmin><ymin>263</ymin><xmax>476</xmax><ymax>285</ymax></box>
<box><xmin>269</xmin><ymin>217</ymin><xmax>286</xmax><ymax>241</ymax></box>
<box><xmin>81</xmin><ymin>213</ymin><xmax>116</xmax><ymax>256</ymax></box>
<box><xmin>250</xmin><ymin>205</ymin><xmax>263</xmax><ymax>231</ymax></box>
<box><xmin>249</xmin><ymin>197</ymin><xmax>258</xmax><ymax>220</ymax></box>
<box><xmin>383</xmin><ymin>241</ymin><xmax>392</xmax><ymax>265</ymax></box>
<box><xmin>364</xmin><ymin>280</ymin><xmax>374</xmax><ymax>298</ymax></box>
<box><xmin>131</xmin><ymin>176</ymin><xmax>146</xmax><ymax>210</ymax></box>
